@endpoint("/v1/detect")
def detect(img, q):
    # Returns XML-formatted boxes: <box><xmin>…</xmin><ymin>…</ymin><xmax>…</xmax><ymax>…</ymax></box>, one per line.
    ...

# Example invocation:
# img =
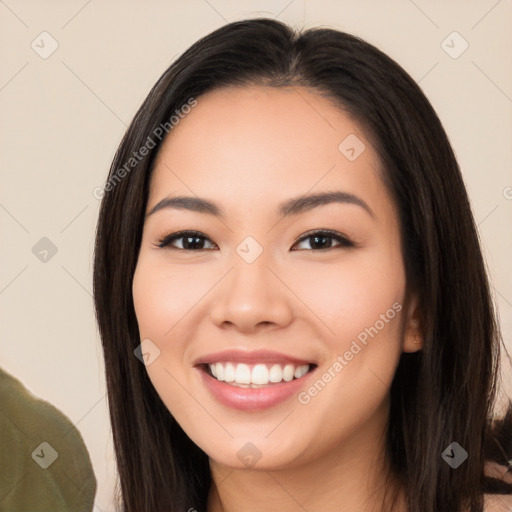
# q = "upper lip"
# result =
<box><xmin>193</xmin><ymin>349</ymin><xmax>316</xmax><ymax>366</ymax></box>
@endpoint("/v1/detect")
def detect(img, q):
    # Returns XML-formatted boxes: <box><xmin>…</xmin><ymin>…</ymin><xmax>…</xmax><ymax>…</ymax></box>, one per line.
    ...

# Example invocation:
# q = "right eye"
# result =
<box><xmin>154</xmin><ymin>230</ymin><xmax>217</xmax><ymax>251</ymax></box>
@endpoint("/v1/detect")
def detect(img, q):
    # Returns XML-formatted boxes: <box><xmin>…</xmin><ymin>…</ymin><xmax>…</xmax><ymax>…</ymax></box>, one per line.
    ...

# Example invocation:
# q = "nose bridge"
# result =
<box><xmin>209</xmin><ymin>235</ymin><xmax>292</xmax><ymax>330</ymax></box>
<box><xmin>229</xmin><ymin>236</ymin><xmax>274</xmax><ymax>307</ymax></box>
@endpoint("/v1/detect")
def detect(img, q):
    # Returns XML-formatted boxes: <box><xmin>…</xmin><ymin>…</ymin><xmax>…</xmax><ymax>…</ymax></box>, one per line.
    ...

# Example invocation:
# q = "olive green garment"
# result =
<box><xmin>0</xmin><ymin>366</ymin><xmax>97</xmax><ymax>511</ymax></box>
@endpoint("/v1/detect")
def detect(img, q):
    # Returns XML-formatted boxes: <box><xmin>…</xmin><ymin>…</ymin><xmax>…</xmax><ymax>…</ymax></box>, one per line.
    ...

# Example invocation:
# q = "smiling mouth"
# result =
<box><xmin>199</xmin><ymin>362</ymin><xmax>317</xmax><ymax>388</ymax></box>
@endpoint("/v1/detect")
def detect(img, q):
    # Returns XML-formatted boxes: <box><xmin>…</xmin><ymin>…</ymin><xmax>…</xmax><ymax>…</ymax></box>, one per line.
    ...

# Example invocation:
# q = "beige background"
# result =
<box><xmin>1</xmin><ymin>1</ymin><xmax>511</xmax><ymax>510</ymax></box>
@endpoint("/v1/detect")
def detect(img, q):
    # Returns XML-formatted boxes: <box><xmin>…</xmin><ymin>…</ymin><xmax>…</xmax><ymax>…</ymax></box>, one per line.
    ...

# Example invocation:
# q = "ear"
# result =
<box><xmin>402</xmin><ymin>293</ymin><xmax>423</xmax><ymax>353</ymax></box>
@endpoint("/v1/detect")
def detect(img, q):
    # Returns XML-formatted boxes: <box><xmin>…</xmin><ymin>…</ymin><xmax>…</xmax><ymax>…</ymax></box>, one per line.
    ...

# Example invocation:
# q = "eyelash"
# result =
<box><xmin>154</xmin><ymin>229</ymin><xmax>355</xmax><ymax>252</ymax></box>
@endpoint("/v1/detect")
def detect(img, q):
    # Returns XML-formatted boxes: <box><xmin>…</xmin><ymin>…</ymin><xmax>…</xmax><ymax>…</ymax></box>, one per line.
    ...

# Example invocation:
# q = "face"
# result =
<box><xmin>132</xmin><ymin>85</ymin><xmax>421</xmax><ymax>471</ymax></box>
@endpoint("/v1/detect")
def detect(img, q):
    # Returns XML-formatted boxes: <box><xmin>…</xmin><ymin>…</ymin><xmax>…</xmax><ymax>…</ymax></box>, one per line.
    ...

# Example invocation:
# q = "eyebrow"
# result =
<box><xmin>145</xmin><ymin>190</ymin><xmax>375</xmax><ymax>220</ymax></box>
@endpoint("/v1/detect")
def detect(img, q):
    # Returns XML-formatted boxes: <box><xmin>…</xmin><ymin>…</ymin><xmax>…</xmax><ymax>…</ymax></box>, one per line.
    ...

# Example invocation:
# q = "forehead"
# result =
<box><xmin>148</xmin><ymin>85</ymin><xmax>393</xmax><ymax>222</ymax></box>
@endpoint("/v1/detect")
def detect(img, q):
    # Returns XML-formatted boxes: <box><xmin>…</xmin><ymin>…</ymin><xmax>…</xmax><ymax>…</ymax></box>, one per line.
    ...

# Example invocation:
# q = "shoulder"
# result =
<box><xmin>483</xmin><ymin>461</ymin><xmax>512</xmax><ymax>511</ymax></box>
<box><xmin>0</xmin><ymin>366</ymin><xmax>73</xmax><ymax>434</ymax></box>
<box><xmin>485</xmin><ymin>461</ymin><xmax>512</xmax><ymax>484</ymax></box>
<box><xmin>0</xmin><ymin>366</ymin><xmax>95</xmax><ymax>469</ymax></box>
<box><xmin>483</xmin><ymin>492</ymin><xmax>512</xmax><ymax>511</ymax></box>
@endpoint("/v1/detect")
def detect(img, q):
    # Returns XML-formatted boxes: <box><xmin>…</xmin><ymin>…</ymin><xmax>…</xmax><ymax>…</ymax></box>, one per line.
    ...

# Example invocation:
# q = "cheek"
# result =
<box><xmin>132</xmin><ymin>258</ymin><xmax>205</xmax><ymax>340</ymax></box>
<box><xmin>131</xmin><ymin>259</ymin><xmax>193</xmax><ymax>388</ymax></box>
<box><xmin>132</xmin><ymin>259</ymin><xmax>203</xmax><ymax>413</ymax></box>
<box><xmin>288</xmin><ymin>261</ymin><xmax>405</xmax><ymax>454</ymax></box>
<box><xmin>291</xmin><ymin>248</ymin><xmax>405</xmax><ymax>348</ymax></box>
<box><xmin>289</xmin><ymin>249</ymin><xmax>406</xmax><ymax>419</ymax></box>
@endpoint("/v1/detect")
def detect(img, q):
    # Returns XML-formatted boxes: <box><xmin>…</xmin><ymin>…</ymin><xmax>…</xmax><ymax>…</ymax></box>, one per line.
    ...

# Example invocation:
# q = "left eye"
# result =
<box><xmin>154</xmin><ymin>229</ymin><xmax>354</xmax><ymax>251</ymax></box>
<box><xmin>155</xmin><ymin>230</ymin><xmax>216</xmax><ymax>250</ymax></box>
<box><xmin>292</xmin><ymin>230</ymin><xmax>354</xmax><ymax>251</ymax></box>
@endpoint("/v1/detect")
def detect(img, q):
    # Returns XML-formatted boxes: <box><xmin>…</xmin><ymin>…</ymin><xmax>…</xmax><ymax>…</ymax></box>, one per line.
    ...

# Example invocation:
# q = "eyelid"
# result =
<box><xmin>292</xmin><ymin>229</ymin><xmax>353</xmax><ymax>248</ymax></box>
<box><xmin>153</xmin><ymin>229</ymin><xmax>355</xmax><ymax>251</ymax></box>
<box><xmin>154</xmin><ymin>230</ymin><xmax>215</xmax><ymax>250</ymax></box>
<box><xmin>293</xmin><ymin>228</ymin><xmax>351</xmax><ymax>244</ymax></box>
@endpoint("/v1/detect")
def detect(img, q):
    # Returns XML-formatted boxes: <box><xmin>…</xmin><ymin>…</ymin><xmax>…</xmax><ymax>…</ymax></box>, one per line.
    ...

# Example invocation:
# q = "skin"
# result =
<box><xmin>132</xmin><ymin>85</ymin><xmax>423</xmax><ymax>512</ymax></box>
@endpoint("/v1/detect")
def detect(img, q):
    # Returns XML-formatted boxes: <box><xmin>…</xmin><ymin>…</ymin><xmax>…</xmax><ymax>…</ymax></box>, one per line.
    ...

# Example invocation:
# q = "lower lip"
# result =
<box><xmin>198</xmin><ymin>367</ymin><xmax>316</xmax><ymax>411</ymax></box>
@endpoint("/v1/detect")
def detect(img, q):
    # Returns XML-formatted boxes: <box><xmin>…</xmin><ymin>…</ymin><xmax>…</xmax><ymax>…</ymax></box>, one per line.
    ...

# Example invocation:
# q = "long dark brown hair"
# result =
<box><xmin>93</xmin><ymin>18</ymin><xmax>512</xmax><ymax>512</ymax></box>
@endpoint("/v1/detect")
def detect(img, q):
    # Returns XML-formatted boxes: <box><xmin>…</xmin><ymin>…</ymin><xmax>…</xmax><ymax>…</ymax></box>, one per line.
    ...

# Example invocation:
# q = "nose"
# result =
<box><xmin>208</xmin><ymin>249</ymin><xmax>294</xmax><ymax>333</ymax></box>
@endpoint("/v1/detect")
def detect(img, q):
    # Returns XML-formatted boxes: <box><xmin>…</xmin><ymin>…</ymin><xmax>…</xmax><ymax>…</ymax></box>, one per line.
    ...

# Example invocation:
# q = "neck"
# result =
<box><xmin>206</xmin><ymin>398</ymin><xmax>406</xmax><ymax>512</ymax></box>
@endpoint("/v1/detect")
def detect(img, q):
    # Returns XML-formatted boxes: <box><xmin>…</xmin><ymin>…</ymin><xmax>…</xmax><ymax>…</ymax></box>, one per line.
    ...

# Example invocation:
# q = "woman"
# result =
<box><xmin>93</xmin><ymin>18</ymin><xmax>512</xmax><ymax>512</ymax></box>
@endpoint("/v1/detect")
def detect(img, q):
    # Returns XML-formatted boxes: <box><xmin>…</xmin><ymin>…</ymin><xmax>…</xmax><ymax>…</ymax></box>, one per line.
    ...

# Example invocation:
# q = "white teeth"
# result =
<box><xmin>251</xmin><ymin>364</ymin><xmax>269</xmax><ymax>385</ymax></box>
<box><xmin>294</xmin><ymin>365</ymin><xmax>308</xmax><ymax>379</ymax></box>
<box><xmin>224</xmin><ymin>362</ymin><xmax>235</xmax><ymax>382</ymax></box>
<box><xmin>269</xmin><ymin>364</ymin><xmax>283</xmax><ymax>383</ymax></box>
<box><xmin>207</xmin><ymin>362</ymin><xmax>311</xmax><ymax>385</ymax></box>
<box><xmin>215</xmin><ymin>362</ymin><xmax>224</xmax><ymax>381</ymax></box>
<box><xmin>234</xmin><ymin>363</ymin><xmax>251</xmax><ymax>384</ymax></box>
<box><xmin>282</xmin><ymin>364</ymin><xmax>295</xmax><ymax>382</ymax></box>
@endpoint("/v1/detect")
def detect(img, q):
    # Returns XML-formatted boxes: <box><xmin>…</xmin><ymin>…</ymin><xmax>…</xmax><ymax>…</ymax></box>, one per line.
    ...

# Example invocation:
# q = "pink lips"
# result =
<box><xmin>194</xmin><ymin>349</ymin><xmax>317</xmax><ymax>411</ymax></box>
<box><xmin>194</xmin><ymin>349</ymin><xmax>315</xmax><ymax>367</ymax></box>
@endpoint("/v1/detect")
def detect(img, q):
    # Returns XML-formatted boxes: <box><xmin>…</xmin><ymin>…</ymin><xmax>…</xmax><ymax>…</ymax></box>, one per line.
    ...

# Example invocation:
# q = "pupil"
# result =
<box><xmin>185</xmin><ymin>236</ymin><xmax>203</xmax><ymax>249</ymax></box>
<box><xmin>312</xmin><ymin>235</ymin><xmax>329</xmax><ymax>249</ymax></box>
